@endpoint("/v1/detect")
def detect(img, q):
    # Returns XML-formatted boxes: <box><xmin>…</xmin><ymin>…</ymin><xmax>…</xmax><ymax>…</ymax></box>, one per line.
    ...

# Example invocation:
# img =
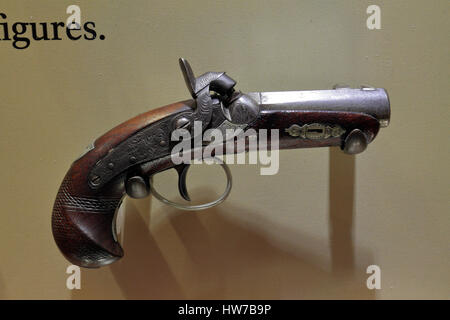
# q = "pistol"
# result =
<box><xmin>52</xmin><ymin>58</ymin><xmax>390</xmax><ymax>268</ymax></box>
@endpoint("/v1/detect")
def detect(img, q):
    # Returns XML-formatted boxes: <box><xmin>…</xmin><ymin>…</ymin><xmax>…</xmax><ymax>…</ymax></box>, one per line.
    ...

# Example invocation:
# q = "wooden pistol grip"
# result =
<box><xmin>52</xmin><ymin>100</ymin><xmax>193</xmax><ymax>268</ymax></box>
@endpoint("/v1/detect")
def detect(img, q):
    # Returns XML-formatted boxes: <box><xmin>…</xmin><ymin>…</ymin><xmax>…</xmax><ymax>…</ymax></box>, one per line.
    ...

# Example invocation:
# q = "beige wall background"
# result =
<box><xmin>0</xmin><ymin>0</ymin><xmax>448</xmax><ymax>299</ymax></box>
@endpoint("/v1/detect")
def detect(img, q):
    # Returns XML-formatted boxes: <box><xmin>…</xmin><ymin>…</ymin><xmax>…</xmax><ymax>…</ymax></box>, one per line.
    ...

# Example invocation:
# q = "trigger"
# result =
<box><xmin>175</xmin><ymin>164</ymin><xmax>191</xmax><ymax>201</ymax></box>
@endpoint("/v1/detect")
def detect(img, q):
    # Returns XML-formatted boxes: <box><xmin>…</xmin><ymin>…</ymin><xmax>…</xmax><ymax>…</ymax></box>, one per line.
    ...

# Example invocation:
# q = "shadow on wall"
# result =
<box><xmin>0</xmin><ymin>271</ymin><xmax>5</xmax><ymax>299</ymax></box>
<box><xmin>72</xmin><ymin>147</ymin><xmax>374</xmax><ymax>299</ymax></box>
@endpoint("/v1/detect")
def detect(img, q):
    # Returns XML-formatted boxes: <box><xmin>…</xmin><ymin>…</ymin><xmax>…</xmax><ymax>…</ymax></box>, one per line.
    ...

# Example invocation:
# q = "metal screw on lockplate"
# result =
<box><xmin>90</xmin><ymin>175</ymin><xmax>101</xmax><ymax>186</ymax></box>
<box><xmin>174</xmin><ymin>116</ymin><xmax>191</xmax><ymax>130</ymax></box>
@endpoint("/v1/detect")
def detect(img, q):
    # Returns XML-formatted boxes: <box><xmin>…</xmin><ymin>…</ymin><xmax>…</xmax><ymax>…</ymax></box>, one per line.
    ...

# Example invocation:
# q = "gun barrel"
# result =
<box><xmin>248</xmin><ymin>87</ymin><xmax>390</xmax><ymax>127</ymax></box>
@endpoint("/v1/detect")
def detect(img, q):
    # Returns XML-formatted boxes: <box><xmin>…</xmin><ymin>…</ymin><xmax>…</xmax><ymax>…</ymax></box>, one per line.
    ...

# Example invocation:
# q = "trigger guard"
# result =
<box><xmin>149</xmin><ymin>160</ymin><xmax>232</xmax><ymax>211</ymax></box>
